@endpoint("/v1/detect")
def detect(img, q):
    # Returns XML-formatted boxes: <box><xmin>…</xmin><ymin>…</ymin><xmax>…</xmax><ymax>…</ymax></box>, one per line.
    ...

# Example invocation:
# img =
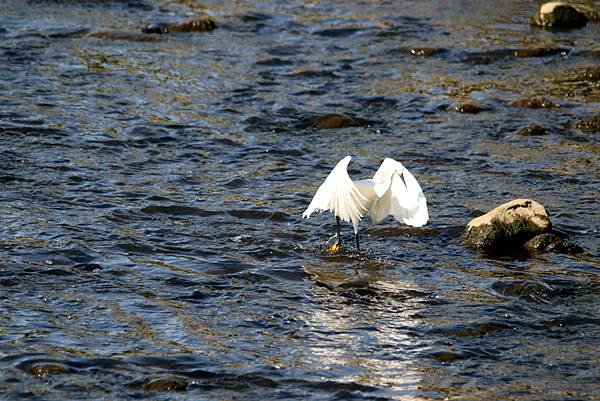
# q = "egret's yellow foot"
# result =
<box><xmin>327</xmin><ymin>241</ymin><xmax>340</xmax><ymax>254</ymax></box>
<box><xmin>325</xmin><ymin>235</ymin><xmax>341</xmax><ymax>253</ymax></box>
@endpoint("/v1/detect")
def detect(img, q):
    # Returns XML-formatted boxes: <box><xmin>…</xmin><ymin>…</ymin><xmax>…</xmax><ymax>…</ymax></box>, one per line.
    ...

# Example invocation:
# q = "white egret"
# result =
<box><xmin>302</xmin><ymin>156</ymin><xmax>428</xmax><ymax>253</ymax></box>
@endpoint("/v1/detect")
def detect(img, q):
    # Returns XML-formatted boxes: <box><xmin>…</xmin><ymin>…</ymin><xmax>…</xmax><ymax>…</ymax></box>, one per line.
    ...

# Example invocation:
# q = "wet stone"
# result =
<box><xmin>510</xmin><ymin>97</ymin><xmax>561</xmax><ymax>109</ymax></box>
<box><xmin>517</xmin><ymin>124</ymin><xmax>546</xmax><ymax>136</ymax></box>
<box><xmin>142</xmin><ymin>17</ymin><xmax>216</xmax><ymax>34</ymax></box>
<box><xmin>513</xmin><ymin>47</ymin><xmax>568</xmax><ymax>58</ymax></box>
<box><xmin>311</xmin><ymin>114</ymin><xmax>368</xmax><ymax>129</ymax></box>
<box><xmin>545</xmin><ymin>238</ymin><xmax>584</xmax><ymax>254</ymax></box>
<box><xmin>423</xmin><ymin>350</ymin><xmax>466</xmax><ymax>363</ymax></box>
<box><xmin>409</xmin><ymin>47</ymin><xmax>440</xmax><ymax>56</ymax></box>
<box><xmin>0</xmin><ymin>278</ymin><xmax>19</xmax><ymax>287</ymax></box>
<box><xmin>553</xmin><ymin>65</ymin><xmax>600</xmax><ymax>83</ymax></box>
<box><xmin>141</xmin><ymin>376</ymin><xmax>188</xmax><ymax>391</ymax></box>
<box><xmin>524</xmin><ymin>233</ymin><xmax>584</xmax><ymax>255</ymax></box>
<box><xmin>46</xmin><ymin>27</ymin><xmax>90</xmax><ymax>39</ymax></box>
<box><xmin>531</xmin><ymin>2</ymin><xmax>589</xmax><ymax>29</ymax></box>
<box><xmin>392</xmin><ymin>47</ymin><xmax>442</xmax><ymax>57</ymax></box>
<box><xmin>464</xmin><ymin>48</ymin><xmax>569</xmax><ymax>64</ymax></box>
<box><xmin>89</xmin><ymin>31</ymin><xmax>161</xmax><ymax>42</ymax></box>
<box><xmin>454</xmin><ymin>102</ymin><xmax>487</xmax><ymax>114</ymax></box>
<box><xmin>462</xmin><ymin>199</ymin><xmax>552</xmax><ymax>254</ymax></box>
<box><xmin>573</xmin><ymin>115</ymin><xmax>600</xmax><ymax>133</ymax></box>
<box><xmin>25</xmin><ymin>362</ymin><xmax>72</xmax><ymax>376</ymax></box>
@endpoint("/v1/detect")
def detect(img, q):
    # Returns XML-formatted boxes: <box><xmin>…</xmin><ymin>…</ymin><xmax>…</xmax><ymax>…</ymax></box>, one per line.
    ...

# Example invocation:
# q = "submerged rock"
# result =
<box><xmin>573</xmin><ymin>115</ymin><xmax>600</xmax><ymax>133</ymax></box>
<box><xmin>89</xmin><ymin>31</ymin><xmax>160</xmax><ymax>42</ymax></box>
<box><xmin>524</xmin><ymin>233</ymin><xmax>583</xmax><ymax>255</ymax></box>
<box><xmin>46</xmin><ymin>27</ymin><xmax>90</xmax><ymax>39</ymax></box>
<box><xmin>544</xmin><ymin>65</ymin><xmax>600</xmax><ymax>101</ymax></box>
<box><xmin>463</xmin><ymin>48</ymin><xmax>568</xmax><ymax>64</ymax></box>
<box><xmin>25</xmin><ymin>362</ymin><xmax>72</xmax><ymax>376</ymax></box>
<box><xmin>552</xmin><ymin>65</ymin><xmax>600</xmax><ymax>83</ymax></box>
<box><xmin>462</xmin><ymin>199</ymin><xmax>551</xmax><ymax>253</ymax></box>
<box><xmin>512</xmin><ymin>47</ymin><xmax>568</xmax><ymax>57</ymax></box>
<box><xmin>517</xmin><ymin>124</ymin><xmax>546</xmax><ymax>136</ymax></box>
<box><xmin>141</xmin><ymin>376</ymin><xmax>188</xmax><ymax>391</ymax></box>
<box><xmin>531</xmin><ymin>2</ymin><xmax>589</xmax><ymax>28</ymax></box>
<box><xmin>510</xmin><ymin>97</ymin><xmax>560</xmax><ymax>109</ymax></box>
<box><xmin>454</xmin><ymin>102</ymin><xmax>487</xmax><ymax>114</ymax></box>
<box><xmin>142</xmin><ymin>17</ymin><xmax>216</xmax><ymax>34</ymax></box>
<box><xmin>311</xmin><ymin>113</ymin><xmax>368</xmax><ymax>129</ymax></box>
<box><xmin>391</xmin><ymin>47</ymin><xmax>442</xmax><ymax>57</ymax></box>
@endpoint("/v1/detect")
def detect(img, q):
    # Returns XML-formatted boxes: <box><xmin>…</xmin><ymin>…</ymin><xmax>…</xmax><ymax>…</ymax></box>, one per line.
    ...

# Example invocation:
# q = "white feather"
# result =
<box><xmin>303</xmin><ymin>156</ymin><xmax>428</xmax><ymax>235</ymax></box>
<box><xmin>302</xmin><ymin>156</ymin><xmax>368</xmax><ymax>233</ymax></box>
<box><xmin>370</xmin><ymin>158</ymin><xmax>429</xmax><ymax>227</ymax></box>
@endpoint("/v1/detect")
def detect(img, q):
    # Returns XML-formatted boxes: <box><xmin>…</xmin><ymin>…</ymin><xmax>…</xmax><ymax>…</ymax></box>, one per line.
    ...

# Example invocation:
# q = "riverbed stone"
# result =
<box><xmin>553</xmin><ymin>65</ymin><xmax>600</xmax><ymax>83</ymax></box>
<box><xmin>142</xmin><ymin>17</ymin><xmax>216</xmax><ymax>34</ymax></box>
<box><xmin>517</xmin><ymin>124</ymin><xmax>546</xmax><ymax>136</ymax></box>
<box><xmin>311</xmin><ymin>113</ymin><xmax>368</xmax><ymax>129</ymax></box>
<box><xmin>531</xmin><ymin>2</ymin><xmax>589</xmax><ymax>28</ymax></box>
<box><xmin>142</xmin><ymin>376</ymin><xmax>188</xmax><ymax>391</ymax></box>
<box><xmin>564</xmin><ymin>3</ymin><xmax>600</xmax><ymax>22</ymax></box>
<box><xmin>462</xmin><ymin>199</ymin><xmax>552</xmax><ymax>253</ymax></box>
<box><xmin>25</xmin><ymin>362</ymin><xmax>72</xmax><ymax>376</ymax></box>
<box><xmin>524</xmin><ymin>233</ymin><xmax>583</xmax><ymax>254</ymax></box>
<box><xmin>574</xmin><ymin>115</ymin><xmax>600</xmax><ymax>133</ymax></box>
<box><xmin>89</xmin><ymin>31</ymin><xmax>160</xmax><ymax>42</ymax></box>
<box><xmin>545</xmin><ymin>65</ymin><xmax>600</xmax><ymax>101</ymax></box>
<box><xmin>512</xmin><ymin>47</ymin><xmax>568</xmax><ymax>57</ymax></box>
<box><xmin>510</xmin><ymin>97</ymin><xmax>560</xmax><ymax>109</ymax></box>
<box><xmin>46</xmin><ymin>27</ymin><xmax>90</xmax><ymax>39</ymax></box>
<box><xmin>454</xmin><ymin>102</ymin><xmax>487</xmax><ymax>114</ymax></box>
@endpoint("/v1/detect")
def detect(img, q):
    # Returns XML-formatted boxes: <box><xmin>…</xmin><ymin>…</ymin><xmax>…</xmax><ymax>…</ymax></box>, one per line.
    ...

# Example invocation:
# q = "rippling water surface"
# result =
<box><xmin>1</xmin><ymin>0</ymin><xmax>599</xmax><ymax>399</ymax></box>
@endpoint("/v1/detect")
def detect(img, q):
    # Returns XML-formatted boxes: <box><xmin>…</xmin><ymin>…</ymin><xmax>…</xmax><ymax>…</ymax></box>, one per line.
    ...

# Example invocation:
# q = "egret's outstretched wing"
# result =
<box><xmin>302</xmin><ymin>156</ymin><xmax>368</xmax><ymax>233</ymax></box>
<box><xmin>370</xmin><ymin>158</ymin><xmax>428</xmax><ymax>227</ymax></box>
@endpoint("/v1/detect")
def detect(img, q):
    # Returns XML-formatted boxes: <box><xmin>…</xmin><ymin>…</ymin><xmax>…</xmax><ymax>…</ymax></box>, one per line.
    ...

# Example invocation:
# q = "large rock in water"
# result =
<box><xmin>462</xmin><ymin>199</ymin><xmax>551</xmax><ymax>253</ymax></box>
<box><xmin>531</xmin><ymin>2</ymin><xmax>600</xmax><ymax>28</ymax></box>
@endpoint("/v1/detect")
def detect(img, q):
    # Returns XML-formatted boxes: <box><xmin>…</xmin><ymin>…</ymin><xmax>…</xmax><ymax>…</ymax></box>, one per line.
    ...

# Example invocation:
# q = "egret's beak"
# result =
<box><xmin>396</xmin><ymin>170</ymin><xmax>407</xmax><ymax>189</ymax></box>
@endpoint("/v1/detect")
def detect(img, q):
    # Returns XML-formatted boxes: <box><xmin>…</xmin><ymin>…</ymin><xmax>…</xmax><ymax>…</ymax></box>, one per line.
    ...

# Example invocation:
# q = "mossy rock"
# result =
<box><xmin>462</xmin><ymin>199</ymin><xmax>551</xmax><ymax>253</ymax></box>
<box><xmin>524</xmin><ymin>233</ymin><xmax>584</xmax><ymax>254</ymax></box>
<box><xmin>574</xmin><ymin>115</ymin><xmax>600</xmax><ymax>133</ymax></box>
<box><xmin>531</xmin><ymin>2</ymin><xmax>588</xmax><ymax>28</ymax></box>
<box><xmin>517</xmin><ymin>124</ymin><xmax>546</xmax><ymax>136</ymax></box>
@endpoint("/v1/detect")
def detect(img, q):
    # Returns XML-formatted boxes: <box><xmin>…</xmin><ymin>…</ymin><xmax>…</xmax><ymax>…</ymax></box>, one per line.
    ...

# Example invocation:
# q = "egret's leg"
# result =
<box><xmin>355</xmin><ymin>233</ymin><xmax>360</xmax><ymax>254</ymax></box>
<box><xmin>326</xmin><ymin>216</ymin><xmax>342</xmax><ymax>253</ymax></box>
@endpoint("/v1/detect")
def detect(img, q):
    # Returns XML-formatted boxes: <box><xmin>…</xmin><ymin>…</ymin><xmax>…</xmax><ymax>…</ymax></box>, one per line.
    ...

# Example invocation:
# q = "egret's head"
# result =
<box><xmin>373</xmin><ymin>158</ymin><xmax>406</xmax><ymax>196</ymax></box>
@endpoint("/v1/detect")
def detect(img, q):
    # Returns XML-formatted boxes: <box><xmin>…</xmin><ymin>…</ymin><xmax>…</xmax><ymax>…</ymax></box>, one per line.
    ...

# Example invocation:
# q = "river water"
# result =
<box><xmin>0</xmin><ymin>0</ymin><xmax>599</xmax><ymax>399</ymax></box>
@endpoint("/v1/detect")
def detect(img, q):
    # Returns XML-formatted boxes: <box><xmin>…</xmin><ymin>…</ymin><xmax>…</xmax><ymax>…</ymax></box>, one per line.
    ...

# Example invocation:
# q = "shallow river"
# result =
<box><xmin>0</xmin><ymin>0</ymin><xmax>599</xmax><ymax>399</ymax></box>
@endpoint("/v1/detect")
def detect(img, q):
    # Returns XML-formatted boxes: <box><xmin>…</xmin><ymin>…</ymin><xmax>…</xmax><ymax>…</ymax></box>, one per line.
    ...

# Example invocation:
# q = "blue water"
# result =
<box><xmin>0</xmin><ymin>0</ymin><xmax>599</xmax><ymax>399</ymax></box>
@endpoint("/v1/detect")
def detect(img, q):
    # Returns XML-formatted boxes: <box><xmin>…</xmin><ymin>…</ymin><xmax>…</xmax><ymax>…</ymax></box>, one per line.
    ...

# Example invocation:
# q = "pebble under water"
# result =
<box><xmin>0</xmin><ymin>1</ymin><xmax>599</xmax><ymax>399</ymax></box>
